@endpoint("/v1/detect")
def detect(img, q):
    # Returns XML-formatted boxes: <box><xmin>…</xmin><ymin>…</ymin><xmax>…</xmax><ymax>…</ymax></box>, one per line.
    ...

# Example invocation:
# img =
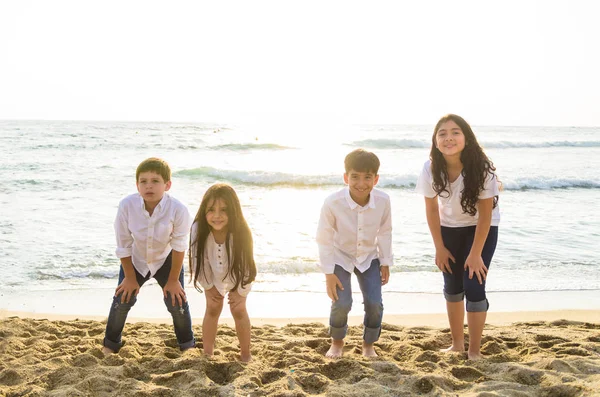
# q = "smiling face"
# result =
<box><xmin>205</xmin><ymin>198</ymin><xmax>229</xmax><ymax>235</ymax></box>
<box><xmin>435</xmin><ymin>120</ymin><xmax>466</xmax><ymax>158</ymax></box>
<box><xmin>136</xmin><ymin>171</ymin><xmax>171</xmax><ymax>207</ymax></box>
<box><xmin>344</xmin><ymin>169</ymin><xmax>379</xmax><ymax>206</ymax></box>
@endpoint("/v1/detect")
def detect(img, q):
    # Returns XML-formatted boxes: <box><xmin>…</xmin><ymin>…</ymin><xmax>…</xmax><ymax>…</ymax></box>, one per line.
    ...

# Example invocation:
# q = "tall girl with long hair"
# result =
<box><xmin>416</xmin><ymin>114</ymin><xmax>500</xmax><ymax>360</ymax></box>
<box><xmin>189</xmin><ymin>183</ymin><xmax>257</xmax><ymax>362</ymax></box>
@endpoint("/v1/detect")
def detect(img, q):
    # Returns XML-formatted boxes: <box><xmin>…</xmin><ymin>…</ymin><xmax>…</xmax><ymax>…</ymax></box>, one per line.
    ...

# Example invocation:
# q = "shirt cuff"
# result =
<box><xmin>115</xmin><ymin>248</ymin><xmax>132</xmax><ymax>258</ymax></box>
<box><xmin>319</xmin><ymin>263</ymin><xmax>336</xmax><ymax>274</ymax></box>
<box><xmin>170</xmin><ymin>238</ymin><xmax>189</xmax><ymax>252</ymax></box>
<box><xmin>378</xmin><ymin>257</ymin><xmax>393</xmax><ymax>267</ymax></box>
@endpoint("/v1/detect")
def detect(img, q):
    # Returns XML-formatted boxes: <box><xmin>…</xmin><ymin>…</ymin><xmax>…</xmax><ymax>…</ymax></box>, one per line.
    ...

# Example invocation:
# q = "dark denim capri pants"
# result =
<box><xmin>441</xmin><ymin>225</ymin><xmax>498</xmax><ymax>312</ymax></box>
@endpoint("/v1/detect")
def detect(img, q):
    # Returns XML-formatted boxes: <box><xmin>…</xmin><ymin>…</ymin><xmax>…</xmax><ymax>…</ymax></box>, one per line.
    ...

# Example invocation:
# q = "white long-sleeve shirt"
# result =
<box><xmin>114</xmin><ymin>193</ymin><xmax>191</xmax><ymax>277</ymax></box>
<box><xmin>190</xmin><ymin>225</ymin><xmax>252</xmax><ymax>297</ymax></box>
<box><xmin>316</xmin><ymin>187</ymin><xmax>393</xmax><ymax>274</ymax></box>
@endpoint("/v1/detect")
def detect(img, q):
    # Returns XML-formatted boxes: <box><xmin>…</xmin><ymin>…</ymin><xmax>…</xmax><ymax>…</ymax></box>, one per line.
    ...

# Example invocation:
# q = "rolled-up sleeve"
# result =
<box><xmin>114</xmin><ymin>201</ymin><xmax>133</xmax><ymax>258</ymax></box>
<box><xmin>377</xmin><ymin>198</ymin><xmax>393</xmax><ymax>267</ymax></box>
<box><xmin>316</xmin><ymin>201</ymin><xmax>336</xmax><ymax>274</ymax></box>
<box><xmin>171</xmin><ymin>205</ymin><xmax>192</xmax><ymax>252</ymax></box>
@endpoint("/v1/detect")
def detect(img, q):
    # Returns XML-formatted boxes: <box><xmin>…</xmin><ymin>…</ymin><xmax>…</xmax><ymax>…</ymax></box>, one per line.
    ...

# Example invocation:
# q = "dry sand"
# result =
<box><xmin>1</xmin><ymin>314</ymin><xmax>600</xmax><ymax>396</ymax></box>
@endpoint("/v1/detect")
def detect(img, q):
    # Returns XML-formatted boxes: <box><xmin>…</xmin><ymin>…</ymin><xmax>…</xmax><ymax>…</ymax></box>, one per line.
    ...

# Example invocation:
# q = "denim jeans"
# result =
<box><xmin>103</xmin><ymin>252</ymin><xmax>195</xmax><ymax>352</ymax></box>
<box><xmin>441</xmin><ymin>226</ymin><xmax>498</xmax><ymax>312</ymax></box>
<box><xmin>329</xmin><ymin>258</ymin><xmax>383</xmax><ymax>344</ymax></box>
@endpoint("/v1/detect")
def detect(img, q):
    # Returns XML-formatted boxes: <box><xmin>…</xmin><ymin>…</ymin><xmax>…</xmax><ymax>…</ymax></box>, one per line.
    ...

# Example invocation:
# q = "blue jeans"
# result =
<box><xmin>329</xmin><ymin>258</ymin><xmax>383</xmax><ymax>344</ymax></box>
<box><xmin>441</xmin><ymin>226</ymin><xmax>498</xmax><ymax>312</ymax></box>
<box><xmin>103</xmin><ymin>252</ymin><xmax>195</xmax><ymax>352</ymax></box>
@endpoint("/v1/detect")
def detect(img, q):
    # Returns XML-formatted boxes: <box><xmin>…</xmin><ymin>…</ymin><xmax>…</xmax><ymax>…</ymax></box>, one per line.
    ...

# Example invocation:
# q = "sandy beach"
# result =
<box><xmin>1</xmin><ymin>309</ymin><xmax>600</xmax><ymax>397</ymax></box>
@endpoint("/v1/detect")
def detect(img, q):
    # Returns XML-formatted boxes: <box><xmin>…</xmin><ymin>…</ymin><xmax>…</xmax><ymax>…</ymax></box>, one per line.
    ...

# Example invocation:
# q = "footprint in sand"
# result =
<box><xmin>451</xmin><ymin>366</ymin><xmax>486</xmax><ymax>382</ymax></box>
<box><xmin>204</xmin><ymin>362</ymin><xmax>244</xmax><ymax>385</ymax></box>
<box><xmin>260</xmin><ymin>369</ymin><xmax>286</xmax><ymax>385</ymax></box>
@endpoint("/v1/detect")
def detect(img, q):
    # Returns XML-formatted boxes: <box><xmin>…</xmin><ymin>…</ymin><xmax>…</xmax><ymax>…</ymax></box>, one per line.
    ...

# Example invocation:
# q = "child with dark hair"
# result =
<box><xmin>189</xmin><ymin>183</ymin><xmax>257</xmax><ymax>362</ymax></box>
<box><xmin>416</xmin><ymin>114</ymin><xmax>500</xmax><ymax>360</ymax></box>
<box><xmin>102</xmin><ymin>157</ymin><xmax>195</xmax><ymax>354</ymax></box>
<box><xmin>316</xmin><ymin>149</ymin><xmax>393</xmax><ymax>358</ymax></box>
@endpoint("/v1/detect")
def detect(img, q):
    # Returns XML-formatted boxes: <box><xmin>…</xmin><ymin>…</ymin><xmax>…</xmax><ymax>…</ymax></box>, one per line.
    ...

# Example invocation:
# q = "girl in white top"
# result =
<box><xmin>416</xmin><ymin>114</ymin><xmax>500</xmax><ymax>361</ymax></box>
<box><xmin>189</xmin><ymin>183</ymin><xmax>256</xmax><ymax>362</ymax></box>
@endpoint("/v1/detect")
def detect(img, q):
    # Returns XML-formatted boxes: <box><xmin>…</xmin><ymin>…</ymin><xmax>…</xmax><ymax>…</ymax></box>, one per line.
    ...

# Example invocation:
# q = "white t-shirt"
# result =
<box><xmin>415</xmin><ymin>160</ymin><xmax>500</xmax><ymax>227</ymax></box>
<box><xmin>190</xmin><ymin>225</ymin><xmax>252</xmax><ymax>297</ymax></box>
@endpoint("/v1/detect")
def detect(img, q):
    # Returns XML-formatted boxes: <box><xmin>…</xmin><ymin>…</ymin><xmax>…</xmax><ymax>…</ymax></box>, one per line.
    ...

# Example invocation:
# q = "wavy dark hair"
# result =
<box><xmin>430</xmin><ymin>114</ymin><xmax>498</xmax><ymax>216</ymax></box>
<box><xmin>189</xmin><ymin>183</ymin><xmax>256</xmax><ymax>292</ymax></box>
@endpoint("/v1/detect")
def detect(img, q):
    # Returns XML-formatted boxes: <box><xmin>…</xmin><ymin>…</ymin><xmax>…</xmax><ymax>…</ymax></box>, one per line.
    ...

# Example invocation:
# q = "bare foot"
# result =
<box><xmin>101</xmin><ymin>346</ymin><xmax>115</xmax><ymax>356</ymax></box>
<box><xmin>440</xmin><ymin>345</ymin><xmax>465</xmax><ymax>353</ymax></box>
<box><xmin>240</xmin><ymin>353</ymin><xmax>252</xmax><ymax>363</ymax></box>
<box><xmin>362</xmin><ymin>342</ymin><xmax>377</xmax><ymax>358</ymax></box>
<box><xmin>468</xmin><ymin>351</ymin><xmax>484</xmax><ymax>361</ymax></box>
<box><xmin>325</xmin><ymin>339</ymin><xmax>344</xmax><ymax>359</ymax></box>
<box><xmin>203</xmin><ymin>346</ymin><xmax>214</xmax><ymax>357</ymax></box>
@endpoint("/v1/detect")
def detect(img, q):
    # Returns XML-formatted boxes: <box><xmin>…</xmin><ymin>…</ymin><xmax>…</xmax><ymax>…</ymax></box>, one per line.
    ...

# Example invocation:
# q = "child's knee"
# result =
<box><xmin>230</xmin><ymin>303</ymin><xmax>248</xmax><ymax>320</ymax></box>
<box><xmin>206</xmin><ymin>299</ymin><xmax>224</xmax><ymax>316</ymax></box>
<box><xmin>331</xmin><ymin>298</ymin><xmax>352</xmax><ymax>315</ymax></box>
<box><xmin>112</xmin><ymin>294</ymin><xmax>137</xmax><ymax>310</ymax></box>
<box><xmin>464</xmin><ymin>284</ymin><xmax>487</xmax><ymax>308</ymax></box>
<box><xmin>363</xmin><ymin>299</ymin><xmax>383</xmax><ymax>316</ymax></box>
<box><xmin>166</xmin><ymin>300</ymin><xmax>190</xmax><ymax>316</ymax></box>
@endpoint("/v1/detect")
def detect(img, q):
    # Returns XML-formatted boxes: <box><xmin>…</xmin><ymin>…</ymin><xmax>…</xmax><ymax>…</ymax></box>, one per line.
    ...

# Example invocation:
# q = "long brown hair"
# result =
<box><xmin>189</xmin><ymin>183</ymin><xmax>256</xmax><ymax>292</ymax></box>
<box><xmin>429</xmin><ymin>114</ymin><xmax>498</xmax><ymax>216</ymax></box>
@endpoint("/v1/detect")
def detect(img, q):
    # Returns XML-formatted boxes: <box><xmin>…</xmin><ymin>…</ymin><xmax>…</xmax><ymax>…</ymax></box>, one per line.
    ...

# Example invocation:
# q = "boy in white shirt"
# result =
<box><xmin>102</xmin><ymin>157</ymin><xmax>195</xmax><ymax>354</ymax></box>
<box><xmin>316</xmin><ymin>149</ymin><xmax>393</xmax><ymax>358</ymax></box>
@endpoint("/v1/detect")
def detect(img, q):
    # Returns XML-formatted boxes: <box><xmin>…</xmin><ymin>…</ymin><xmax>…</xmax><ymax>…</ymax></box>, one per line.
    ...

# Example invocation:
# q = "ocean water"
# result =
<box><xmin>1</xmin><ymin>120</ymin><xmax>599</xmax><ymax>300</ymax></box>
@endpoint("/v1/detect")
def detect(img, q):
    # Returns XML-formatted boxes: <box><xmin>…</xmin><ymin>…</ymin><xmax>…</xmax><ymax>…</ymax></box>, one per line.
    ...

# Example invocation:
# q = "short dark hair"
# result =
<box><xmin>136</xmin><ymin>157</ymin><xmax>171</xmax><ymax>182</ymax></box>
<box><xmin>344</xmin><ymin>149</ymin><xmax>380</xmax><ymax>174</ymax></box>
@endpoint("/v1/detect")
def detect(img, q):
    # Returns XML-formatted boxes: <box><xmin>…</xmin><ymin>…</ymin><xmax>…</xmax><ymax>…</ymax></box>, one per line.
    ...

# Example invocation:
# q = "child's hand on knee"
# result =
<box><xmin>163</xmin><ymin>279</ymin><xmax>187</xmax><ymax>307</ymax></box>
<box><xmin>464</xmin><ymin>254</ymin><xmax>488</xmax><ymax>284</ymax></box>
<box><xmin>325</xmin><ymin>274</ymin><xmax>343</xmax><ymax>301</ymax></box>
<box><xmin>435</xmin><ymin>247</ymin><xmax>456</xmax><ymax>274</ymax></box>
<box><xmin>115</xmin><ymin>277</ymin><xmax>140</xmax><ymax>303</ymax></box>
<box><xmin>228</xmin><ymin>290</ymin><xmax>246</xmax><ymax>310</ymax></box>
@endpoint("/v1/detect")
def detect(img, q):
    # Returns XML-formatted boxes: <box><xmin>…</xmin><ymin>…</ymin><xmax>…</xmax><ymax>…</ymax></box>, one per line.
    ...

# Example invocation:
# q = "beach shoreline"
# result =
<box><xmin>2</xmin><ymin>308</ymin><xmax>600</xmax><ymax>328</ymax></box>
<box><xmin>3</xmin><ymin>285</ymin><xmax>600</xmax><ymax>319</ymax></box>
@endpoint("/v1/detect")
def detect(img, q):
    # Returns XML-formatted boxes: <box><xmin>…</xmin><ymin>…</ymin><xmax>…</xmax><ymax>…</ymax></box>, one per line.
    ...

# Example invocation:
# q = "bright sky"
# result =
<box><xmin>1</xmin><ymin>0</ymin><xmax>599</xmax><ymax>126</ymax></box>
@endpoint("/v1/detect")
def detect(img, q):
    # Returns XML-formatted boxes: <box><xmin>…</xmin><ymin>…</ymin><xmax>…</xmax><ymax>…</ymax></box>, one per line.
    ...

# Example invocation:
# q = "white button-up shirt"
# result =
<box><xmin>114</xmin><ymin>193</ymin><xmax>192</xmax><ymax>278</ymax></box>
<box><xmin>316</xmin><ymin>187</ymin><xmax>393</xmax><ymax>274</ymax></box>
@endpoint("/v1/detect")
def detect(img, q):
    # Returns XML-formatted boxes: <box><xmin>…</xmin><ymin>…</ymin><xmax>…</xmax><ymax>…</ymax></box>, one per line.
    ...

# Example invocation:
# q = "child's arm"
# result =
<box><xmin>114</xmin><ymin>202</ymin><xmax>140</xmax><ymax>303</ymax></box>
<box><xmin>464</xmin><ymin>197</ymin><xmax>493</xmax><ymax>284</ymax></box>
<box><xmin>163</xmin><ymin>206</ymin><xmax>192</xmax><ymax>307</ymax></box>
<box><xmin>164</xmin><ymin>250</ymin><xmax>187</xmax><ymax>307</ymax></box>
<box><xmin>377</xmin><ymin>198</ymin><xmax>393</xmax><ymax>285</ymax></box>
<box><xmin>316</xmin><ymin>202</ymin><xmax>343</xmax><ymax>301</ymax></box>
<box><xmin>424</xmin><ymin>197</ymin><xmax>456</xmax><ymax>273</ymax></box>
